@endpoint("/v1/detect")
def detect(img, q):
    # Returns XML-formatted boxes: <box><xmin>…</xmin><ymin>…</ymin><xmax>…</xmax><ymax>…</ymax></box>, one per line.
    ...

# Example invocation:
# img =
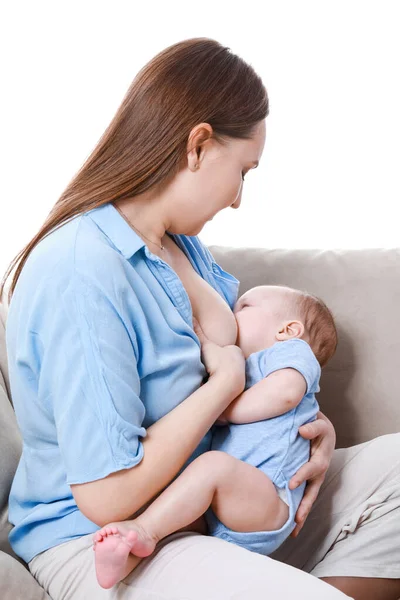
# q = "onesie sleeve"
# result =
<box><xmin>38</xmin><ymin>265</ymin><xmax>147</xmax><ymax>485</ymax></box>
<box><xmin>260</xmin><ymin>339</ymin><xmax>321</xmax><ymax>395</ymax></box>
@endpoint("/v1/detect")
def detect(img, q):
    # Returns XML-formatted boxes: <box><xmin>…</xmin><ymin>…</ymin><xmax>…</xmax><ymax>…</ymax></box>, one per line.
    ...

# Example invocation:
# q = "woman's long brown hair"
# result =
<box><xmin>1</xmin><ymin>37</ymin><xmax>268</xmax><ymax>302</ymax></box>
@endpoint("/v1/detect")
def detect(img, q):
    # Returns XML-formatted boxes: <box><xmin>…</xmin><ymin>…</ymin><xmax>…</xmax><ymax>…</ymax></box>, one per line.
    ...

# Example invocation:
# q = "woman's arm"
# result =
<box><xmin>219</xmin><ymin>368</ymin><xmax>307</xmax><ymax>424</ymax></box>
<box><xmin>72</xmin><ymin>326</ymin><xmax>245</xmax><ymax>527</ymax></box>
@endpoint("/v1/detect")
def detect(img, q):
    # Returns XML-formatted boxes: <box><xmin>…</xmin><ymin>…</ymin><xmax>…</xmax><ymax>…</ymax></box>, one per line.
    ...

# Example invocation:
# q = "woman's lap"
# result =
<box><xmin>270</xmin><ymin>432</ymin><xmax>400</xmax><ymax>579</ymax></box>
<box><xmin>28</xmin><ymin>433</ymin><xmax>400</xmax><ymax>599</ymax></box>
<box><xmin>29</xmin><ymin>530</ymin><xmax>349</xmax><ymax>599</ymax></box>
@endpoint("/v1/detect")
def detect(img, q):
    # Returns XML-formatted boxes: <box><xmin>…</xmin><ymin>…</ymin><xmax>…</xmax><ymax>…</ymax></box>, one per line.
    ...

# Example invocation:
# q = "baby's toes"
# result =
<box><xmin>94</xmin><ymin>531</ymin><xmax>104</xmax><ymax>543</ymax></box>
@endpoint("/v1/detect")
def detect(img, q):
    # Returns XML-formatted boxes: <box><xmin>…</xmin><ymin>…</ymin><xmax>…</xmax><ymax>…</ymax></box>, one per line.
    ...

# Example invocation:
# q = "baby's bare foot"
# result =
<box><xmin>93</xmin><ymin>522</ymin><xmax>157</xmax><ymax>589</ymax></box>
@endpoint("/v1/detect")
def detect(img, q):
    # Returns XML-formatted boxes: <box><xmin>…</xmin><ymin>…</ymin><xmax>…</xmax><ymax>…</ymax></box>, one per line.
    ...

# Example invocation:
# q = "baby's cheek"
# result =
<box><xmin>235</xmin><ymin>314</ymin><xmax>246</xmax><ymax>346</ymax></box>
<box><xmin>237</xmin><ymin>314</ymin><xmax>255</xmax><ymax>351</ymax></box>
<box><xmin>247</xmin><ymin>318</ymin><xmax>269</xmax><ymax>351</ymax></box>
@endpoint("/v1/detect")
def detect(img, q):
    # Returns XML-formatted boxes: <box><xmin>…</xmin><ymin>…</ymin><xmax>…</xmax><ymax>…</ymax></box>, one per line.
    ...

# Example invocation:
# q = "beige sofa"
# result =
<box><xmin>1</xmin><ymin>246</ymin><xmax>400</xmax><ymax>598</ymax></box>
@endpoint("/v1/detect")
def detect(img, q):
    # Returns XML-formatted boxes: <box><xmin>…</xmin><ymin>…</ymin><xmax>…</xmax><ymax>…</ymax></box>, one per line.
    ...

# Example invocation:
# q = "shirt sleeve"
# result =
<box><xmin>260</xmin><ymin>339</ymin><xmax>321</xmax><ymax>395</ymax></box>
<box><xmin>38</xmin><ymin>266</ymin><xmax>147</xmax><ymax>485</ymax></box>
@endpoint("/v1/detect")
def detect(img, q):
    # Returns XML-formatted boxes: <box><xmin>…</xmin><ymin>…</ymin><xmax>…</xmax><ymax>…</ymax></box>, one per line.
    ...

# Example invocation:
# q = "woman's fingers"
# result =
<box><xmin>290</xmin><ymin>474</ymin><xmax>325</xmax><ymax>537</ymax></box>
<box><xmin>298</xmin><ymin>418</ymin><xmax>330</xmax><ymax>440</ymax></box>
<box><xmin>288</xmin><ymin>415</ymin><xmax>336</xmax><ymax>536</ymax></box>
<box><xmin>288</xmin><ymin>459</ymin><xmax>324</xmax><ymax>490</ymax></box>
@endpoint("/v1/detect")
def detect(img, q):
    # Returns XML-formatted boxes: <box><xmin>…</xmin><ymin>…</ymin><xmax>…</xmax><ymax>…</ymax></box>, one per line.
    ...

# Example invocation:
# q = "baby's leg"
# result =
<box><xmin>94</xmin><ymin>451</ymin><xmax>288</xmax><ymax>588</ymax></box>
<box><xmin>127</xmin><ymin>450</ymin><xmax>288</xmax><ymax>538</ymax></box>
<box><xmin>201</xmin><ymin>450</ymin><xmax>289</xmax><ymax>533</ymax></box>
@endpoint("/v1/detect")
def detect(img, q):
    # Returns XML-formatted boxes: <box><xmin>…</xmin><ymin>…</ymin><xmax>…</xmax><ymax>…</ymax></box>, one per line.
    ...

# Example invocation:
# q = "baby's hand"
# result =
<box><xmin>193</xmin><ymin>317</ymin><xmax>245</xmax><ymax>396</ymax></box>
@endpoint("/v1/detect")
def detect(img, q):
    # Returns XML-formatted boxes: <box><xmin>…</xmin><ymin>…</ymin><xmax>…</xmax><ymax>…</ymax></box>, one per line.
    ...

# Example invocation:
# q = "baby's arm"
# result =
<box><xmin>219</xmin><ymin>368</ymin><xmax>307</xmax><ymax>424</ymax></box>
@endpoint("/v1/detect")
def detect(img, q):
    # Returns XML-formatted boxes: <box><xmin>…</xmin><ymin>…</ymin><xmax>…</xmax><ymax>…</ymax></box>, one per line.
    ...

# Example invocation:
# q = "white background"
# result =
<box><xmin>1</xmin><ymin>1</ymin><xmax>400</xmax><ymax>278</ymax></box>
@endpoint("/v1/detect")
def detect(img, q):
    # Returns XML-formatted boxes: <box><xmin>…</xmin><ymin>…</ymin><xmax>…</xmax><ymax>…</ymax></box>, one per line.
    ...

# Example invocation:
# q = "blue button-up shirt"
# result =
<box><xmin>6</xmin><ymin>202</ymin><xmax>240</xmax><ymax>563</ymax></box>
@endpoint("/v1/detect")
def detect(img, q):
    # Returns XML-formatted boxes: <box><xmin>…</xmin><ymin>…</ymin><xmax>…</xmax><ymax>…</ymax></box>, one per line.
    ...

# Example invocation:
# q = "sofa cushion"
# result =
<box><xmin>210</xmin><ymin>246</ymin><xmax>400</xmax><ymax>448</ymax></box>
<box><xmin>0</xmin><ymin>551</ymin><xmax>51</xmax><ymax>599</ymax></box>
<box><xmin>0</xmin><ymin>302</ymin><xmax>22</xmax><ymax>558</ymax></box>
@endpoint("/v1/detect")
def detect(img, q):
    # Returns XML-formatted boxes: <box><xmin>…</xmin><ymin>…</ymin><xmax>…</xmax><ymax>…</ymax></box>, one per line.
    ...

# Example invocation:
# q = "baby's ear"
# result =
<box><xmin>276</xmin><ymin>320</ymin><xmax>305</xmax><ymax>341</ymax></box>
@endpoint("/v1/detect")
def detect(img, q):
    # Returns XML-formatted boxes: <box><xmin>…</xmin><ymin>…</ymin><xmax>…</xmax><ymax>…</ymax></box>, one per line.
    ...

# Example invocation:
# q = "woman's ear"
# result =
<box><xmin>276</xmin><ymin>320</ymin><xmax>305</xmax><ymax>341</ymax></box>
<box><xmin>186</xmin><ymin>123</ymin><xmax>213</xmax><ymax>172</ymax></box>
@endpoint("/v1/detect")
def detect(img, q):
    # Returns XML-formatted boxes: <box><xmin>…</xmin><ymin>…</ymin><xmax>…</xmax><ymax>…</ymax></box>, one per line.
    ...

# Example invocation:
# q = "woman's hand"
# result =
<box><xmin>193</xmin><ymin>317</ymin><xmax>245</xmax><ymax>397</ymax></box>
<box><xmin>289</xmin><ymin>411</ymin><xmax>336</xmax><ymax>537</ymax></box>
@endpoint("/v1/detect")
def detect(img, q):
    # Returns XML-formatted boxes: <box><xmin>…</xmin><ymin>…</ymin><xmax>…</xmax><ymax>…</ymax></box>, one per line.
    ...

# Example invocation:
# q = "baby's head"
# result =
<box><xmin>234</xmin><ymin>285</ymin><xmax>337</xmax><ymax>366</ymax></box>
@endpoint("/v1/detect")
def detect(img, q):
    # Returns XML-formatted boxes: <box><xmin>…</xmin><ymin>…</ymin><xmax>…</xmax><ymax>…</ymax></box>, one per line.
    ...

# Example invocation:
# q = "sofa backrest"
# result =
<box><xmin>0</xmin><ymin>302</ymin><xmax>22</xmax><ymax>558</ymax></box>
<box><xmin>210</xmin><ymin>246</ymin><xmax>400</xmax><ymax>448</ymax></box>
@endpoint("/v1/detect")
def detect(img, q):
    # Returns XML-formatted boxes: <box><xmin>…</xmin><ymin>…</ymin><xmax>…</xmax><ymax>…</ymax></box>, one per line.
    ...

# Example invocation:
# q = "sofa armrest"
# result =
<box><xmin>0</xmin><ymin>551</ymin><xmax>51</xmax><ymax>600</ymax></box>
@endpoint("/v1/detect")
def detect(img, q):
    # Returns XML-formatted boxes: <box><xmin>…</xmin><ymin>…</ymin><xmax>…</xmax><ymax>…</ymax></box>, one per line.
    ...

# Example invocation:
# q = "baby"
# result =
<box><xmin>93</xmin><ymin>284</ymin><xmax>338</xmax><ymax>588</ymax></box>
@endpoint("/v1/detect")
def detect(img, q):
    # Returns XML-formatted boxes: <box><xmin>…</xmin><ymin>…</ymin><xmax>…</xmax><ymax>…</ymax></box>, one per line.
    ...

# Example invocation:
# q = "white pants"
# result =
<box><xmin>28</xmin><ymin>433</ymin><xmax>400</xmax><ymax>599</ymax></box>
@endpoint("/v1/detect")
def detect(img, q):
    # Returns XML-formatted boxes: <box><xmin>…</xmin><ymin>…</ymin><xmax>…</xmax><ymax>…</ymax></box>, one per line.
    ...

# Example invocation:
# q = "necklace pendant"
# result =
<box><xmin>160</xmin><ymin>245</ymin><xmax>165</xmax><ymax>251</ymax></box>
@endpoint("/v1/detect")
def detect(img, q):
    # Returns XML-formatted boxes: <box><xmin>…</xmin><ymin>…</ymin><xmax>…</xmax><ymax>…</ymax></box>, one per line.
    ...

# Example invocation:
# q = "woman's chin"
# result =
<box><xmin>186</xmin><ymin>223</ymin><xmax>207</xmax><ymax>236</ymax></box>
<box><xmin>169</xmin><ymin>220</ymin><xmax>209</xmax><ymax>237</ymax></box>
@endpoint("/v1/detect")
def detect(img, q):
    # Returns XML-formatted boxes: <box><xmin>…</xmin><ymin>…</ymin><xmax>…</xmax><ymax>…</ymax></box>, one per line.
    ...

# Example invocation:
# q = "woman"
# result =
<box><xmin>2</xmin><ymin>38</ymin><xmax>399</xmax><ymax>600</ymax></box>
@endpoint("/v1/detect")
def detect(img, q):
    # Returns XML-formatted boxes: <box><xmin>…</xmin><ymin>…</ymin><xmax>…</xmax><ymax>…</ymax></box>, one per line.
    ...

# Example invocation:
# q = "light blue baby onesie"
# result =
<box><xmin>205</xmin><ymin>338</ymin><xmax>321</xmax><ymax>555</ymax></box>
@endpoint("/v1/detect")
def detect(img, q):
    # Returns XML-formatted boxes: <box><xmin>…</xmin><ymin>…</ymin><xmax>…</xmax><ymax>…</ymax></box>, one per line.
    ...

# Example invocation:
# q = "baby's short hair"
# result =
<box><xmin>293</xmin><ymin>291</ymin><xmax>338</xmax><ymax>367</ymax></box>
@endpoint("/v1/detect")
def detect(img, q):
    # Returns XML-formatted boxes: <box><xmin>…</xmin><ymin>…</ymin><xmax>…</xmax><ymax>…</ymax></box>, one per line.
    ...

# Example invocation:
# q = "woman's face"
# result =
<box><xmin>168</xmin><ymin>119</ymin><xmax>266</xmax><ymax>236</ymax></box>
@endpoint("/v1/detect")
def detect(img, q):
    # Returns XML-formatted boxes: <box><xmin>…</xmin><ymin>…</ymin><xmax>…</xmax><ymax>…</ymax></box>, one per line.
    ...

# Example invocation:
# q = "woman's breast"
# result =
<box><xmin>181</xmin><ymin>268</ymin><xmax>238</xmax><ymax>347</ymax></box>
<box><xmin>161</xmin><ymin>235</ymin><xmax>239</xmax><ymax>347</ymax></box>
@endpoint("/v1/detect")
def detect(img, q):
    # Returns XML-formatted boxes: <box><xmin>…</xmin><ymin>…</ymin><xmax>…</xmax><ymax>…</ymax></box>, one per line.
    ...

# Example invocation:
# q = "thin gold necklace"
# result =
<box><xmin>113</xmin><ymin>203</ymin><xmax>165</xmax><ymax>251</ymax></box>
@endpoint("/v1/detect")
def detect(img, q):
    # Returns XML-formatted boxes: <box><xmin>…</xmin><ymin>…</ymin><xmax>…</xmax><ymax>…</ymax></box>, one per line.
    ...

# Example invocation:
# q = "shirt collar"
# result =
<box><xmin>85</xmin><ymin>202</ymin><xmax>145</xmax><ymax>259</ymax></box>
